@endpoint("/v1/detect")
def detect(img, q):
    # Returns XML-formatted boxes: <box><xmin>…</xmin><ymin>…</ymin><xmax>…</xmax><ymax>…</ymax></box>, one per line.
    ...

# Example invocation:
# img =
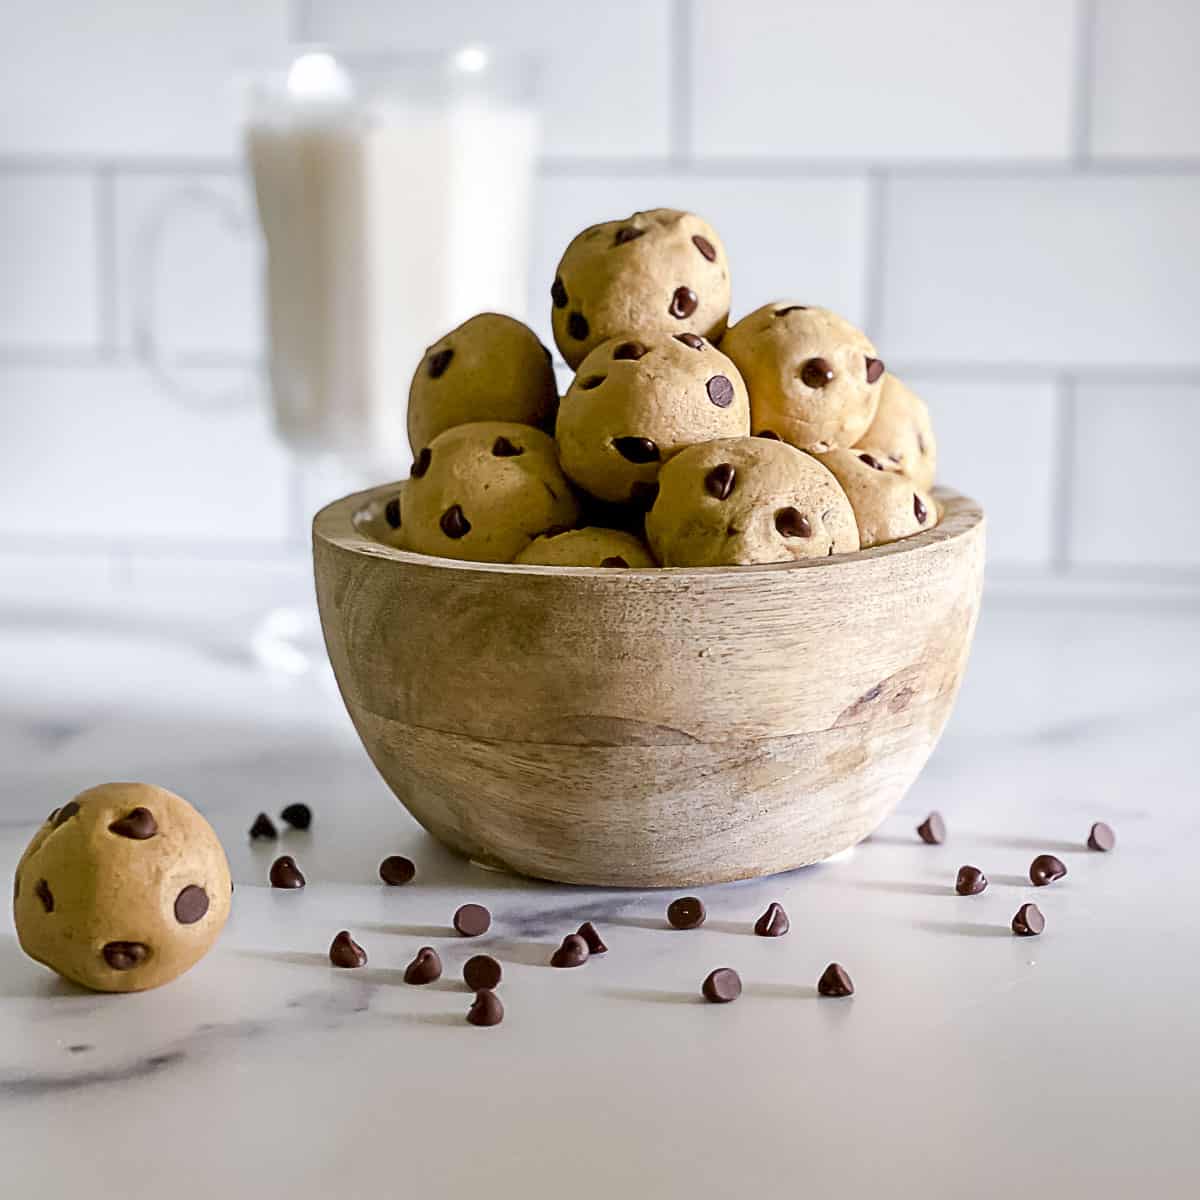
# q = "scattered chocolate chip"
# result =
<box><xmin>577</xmin><ymin>376</ymin><xmax>606</xmax><ymax>391</ymax></box>
<box><xmin>775</xmin><ymin>507</ymin><xmax>812</xmax><ymax>539</ymax></box>
<box><xmin>427</xmin><ymin>348</ymin><xmax>453</xmax><ymax>379</ymax></box>
<box><xmin>817</xmin><ymin>963</ymin><xmax>854</xmax><ymax>997</ymax></box>
<box><xmin>1030</xmin><ymin>854</ymin><xmax>1067</xmax><ymax>887</ymax></box>
<box><xmin>249</xmin><ymin>812</ymin><xmax>277</xmax><ymax>841</ymax></box>
<box><xmin>269</xmin><ymin>855</ymin><xmax>305</xmax><ymax>889</ymax></box>
<box><xmin>1012</xmin><ymin>903</ymin><xmax>1045</xmax><ymax>937</ymax></box>
<box><xmin>454</xmin><ymin>903</ymin><xmax>491</xmax><ymax>937</ymax></box>
<box><xmin>576</xmin><ymin>921</ymin><xmax>607</xmax><ymax>955</ymax></box>
<box><xmin>858</xmin><ymin>453</ymin><xmax>884</xmax><ymax>471</ymax></box>
<box><xmin>329</xmin><ymin>930</ymin><xmax>367</xmax><ymax>968</ymax></box>
<box><xmin>706</xmin><ymin>374</ymin><xmax>735</xmax><ymax>408</ymax></box>
<box><xmin>1088</xmin><ymin>822</ymin><xmax>1116</xmax><ymax>852</ymax></box>
<box><xmin>404</xmin><ymin>946</ymin><xmax>443</xmax><ymax>984</ymax></box>
<box><xmin>51</xmin><ymin>801</ymin><xmax>80</xmax><ymax>828</ymax></box>
<box><xmin>629</xmin><ymin>481</ymin><xmax>660</xmax><ymax>509</ymax></box>
<box><xmin>669</xmin><ymin>286</ymin><xmax>699</xmax><ymax>319</ymax></box>
<box><xmin>35</xmin><ymin>878</ymin><xmax>53</xmax><ymax>913</ymax></box>
<box><xmin>280</xmin><ymin>803</ymin><xmax>312</xmax><ymax>831</ymax></box>
<box><xmin>599</xmin><ymin>556</ymin><xmax>629</xmax><ymax>568</ymax></box>
<box><xmin>914</xmin><ymin>494</ymin><xmax>928</xmax><ymax>525</ymax></box>
<box><xmin>613</xmin><ymin>225</ymin><xmax>645</xmax><ymax>245</ymax></box>
<box><xmin>567</xmin><ymin>311</ymin><xmax>589</xmax><ymax>341</ymax></box>
<box><xmin>667</xmin><ymin>896</ymin><xmax>706</xmax><ymax>930</ymax></box>
<box><xmin>411</xmin><ymin>447</ymin><xmax>432</xmax><ymax>478</ymax></box>
<box><xmin>612</xmin><ymin>436</ymin><xmax>660</xmax><ymax>463</ymax></box>
<box><xmin>916</xmin><ymin>812</ymin><xmax>946</xmax><ymax>845</ymax></box>
<box><xmin>103</xmin><ymin>942</ymin><xmax>149</xmax><ymax>971</ymax></box>
<box><xmin>755</xmin><ymin>429</ymin><xmax>781</xmax><ymax>440</ymax></box>
<box><xmin>675</xmin><ymin>332</ymin><xmax>705</xmax><ymax>350</ymax></box>
<box><xmin>551</xmin><ymin>276</ymin><xmax>568</xmax><ymax>309</ymax></box>
<box><xmin>108</xmin><ymin>807</ymin><xmax>157</xmax><ymax>840</ymax></box>
<box><xmin>491</xmin><ymin>436</ymin><xmax>523</xmax><ymax>456</ymax></box>
<box><xmin>467</xmin><ymin>988</ymin><xmax>504</xmax><ymax>1026</ymax></box>
<box><xmin>463</xmin><ymin>955</ymin><xmax>502</xmax><ymax>990</ymax></box>
<box><xmin>440</xmin><ymin>505</ymin><xmax>471</xmax><ymax>539</ymax></box>
<box><xmin>955</xmin><ymin>866</ymin><xmax>988</xmax><ymax>896</ymax></box>
<box><xmin>705</xmin><ymin>463</ymin><xmax>736</xmax><ymax>500</ymax></box>
<box><xmin>379</xmin><ymin>855</ymin><xmax>416</xmax><ymax>885</ymax></box>
<box><xmin>551</xmin><ymin>933</ymin><xmax>590</xmax><ymax>968</ymax></box>
<box><xmin>384</xmin><ymin>496</ymin><xmax>402</xmax><ymax>529</ymax></box>
<box><xmin>174</xmin><ymin>885</ymin><xmax>209</xmax><ymax>925</ymax></box>
<box><xmin>774</xmin><ymin>305</ymin><xmax>807</xmax><ymax>316</ymax></box>
<box><xmin>800</xmin><ymin>358</ymin><xmax>835</xmax><ymax>389</ymax></box>
<box><xmin>754</xmin><ymin>902</ymin><xmax>789</xmax><ymax>937</ymax></box>
<box><xmin>692</xmin><ymin>234</ymin><xmax>717</xmax><ymax>261</ymax></box>
<box><xmin>613</xmin><ymin>340</ymin><xmax>647</xmax><ymax>360</ymax></box>
<box><xmin>702</xmin><ymin>968</ymin><xmax>742</xmax><ymax>1003</ymax></box>
<box><xmin>865</xmin><ymin>356</ymin><xmax>885</xmax><ymax>384</ymax></box>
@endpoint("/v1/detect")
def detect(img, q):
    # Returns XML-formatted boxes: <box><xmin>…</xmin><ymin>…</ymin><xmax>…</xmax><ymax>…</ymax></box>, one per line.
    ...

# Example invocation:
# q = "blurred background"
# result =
<box><xmin>1</xmin><ymin>0</ymin><xmax>1197</xmax><ymax>617</ymax></box>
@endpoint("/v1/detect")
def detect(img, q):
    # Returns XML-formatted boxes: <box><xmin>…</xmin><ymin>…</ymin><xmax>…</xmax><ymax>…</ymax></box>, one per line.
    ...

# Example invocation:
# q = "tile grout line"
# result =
<box><xmin>1051</xmin><ymin>374</ymin><xmax>1079</xmax><ymax>572</ymax></box>
<box><xmin>1071</xmin><ymin>0</ymin><xmax>1099</xmax><ymax>166</ymax></box>
<box><xmin>669</xmin><ymin>0</ymin><xmax>693</xmax><ymax>165</ymax></box>
<box><xmin>862</xmin><ymin>169</ymin><xmax>889</xmax><ymax>337</ymax></box>
<box><xmin>94</xmin><ymin>166</ymin><xmax>118</xmax><ymax>358</ymax></box>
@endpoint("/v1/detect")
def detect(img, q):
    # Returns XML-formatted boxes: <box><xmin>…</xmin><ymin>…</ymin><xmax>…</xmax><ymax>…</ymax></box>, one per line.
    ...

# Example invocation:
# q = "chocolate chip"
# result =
<box><xmin>1088</xmin><ymin>822</ymin><xmax>1116</xmax><ymax>852</ymax></box>
<box><xmin>669</xmin><ymin>286</ymin><xmax>699</xmax><ymax>319</ymax></box>
<box><xmin>599</xmin><ymin>556</ymin><xmax>629</xmax><ymax>568</ymax></box>
<box><xmin>551</xmin><ymin>934</ymin><xmax>590</xmax><ymax>968</ymax></box>
<box><xmin>865</xmin><ymin>356</ymin><xmax>885</xmax><ymax>384</ymax></box>
<box><xmin>706</xmin><ymin>374</ymin><xmax>734</xmax><ymax>408</ymax></box>
<box><xmin>567</xmin><ymin>311</ymin><xmax>589</xmax><ymax>341</ymax></box>
<box><xmin>614</xmin><ymin>225</ymin><xmax>645</xmax><ymax>245</ymax></box>
<box><xmin>280</xmin><ymin>803</ymin><xmax>311</xmax><ymax>831</ymax></box>
<box><xmin>329</xmin><ymin>930</ymin><xmax>367</xmax><ymax>968</ymax></box>
<box><xmin>269</xmin><ymin>855</ymin><xmax>305</xmax><ymax>889</ymax></box>
<box><xmin>1012</xmin><ymin>903</ymin><xmax>1045</xmax><ymax>937</ymax></box>
<box><xmin>174</xmin><ymin>885</ymin><xmax>209</xmax><ymax>925</ymax></box>
<box><xmin>914</xmin><ymin>494</ymin><xmax>928</xmax><ymax>525</ymax></box>
<box><xmin>491</xmin><ymin>436</ymin><xmax>524</xmax><ymax>456</ymax></box>
<box><xmin>702</xmin><ymin>968</ymin><xmax>742</xmax><ymax>1003</ymax></box>
<box><xmin>612</xmin><ymin>340</ymin><xmax>646</xmax><ymax>360</ymax></box>
<box><xmin>384</xmin><ymin>496</ymin><xmax>402</xmax><ymax>529</ymax></box>
<box><xmin>454</xmin><ymin>903</ymin><xmax>491</xmax><ymax>937</ymax></box>
<box><xmin>774</xmin><ymin>305</ymin><xmax>807</xmax><ymax>316</ymax></box>
<box><xmin>404</xmin><ymin>946</ymin><xmax>443</xmax><ymax>984</ymax></box>
<box><xmin>411</xmin><ymin>447</ymin><xmax>432</xmax><ymax>478</ymax></box>
<box><xmin>108</xmin><ymin>807</ymin><xmax>157</xmax><ymax>840</ymax></box>
<box><xmin>916</xmin><ymin>812</ymin><xmax>946</xmax><ymax>845</ymax></box>
<box><xmin>775</xmin><ymin>507</ymin><xmax>812</xmax><ymax>539</ymax></box>
<box><xmin>103</xmin><ymin>942</ymin><xmax>149</xmax><ymax>971</ymax></box>
<box><xmin>858</xmin><ymin>453</ymin><xmax>884</xmax><ymax>471</ymax></box>
<box><xmin>754</xmin><ymin>902</ymin><xmax>789</xmax><ymax>937</ymax></box>
<box><xmin>35</xmin><ymin>878</ymin><xmax>53</xmax><ymax>913</ymax></box>
<box><xmin>755</xmin><ymin>429</ymin><xmax>781</xmax><ymax>440</ymax></box>
<box><xmin>675</xmin><ymin>332</ymin><xmax>705</xmax><ymax>350</ymax></box>
<box><xmin>51</xmin><ymin>801</ymin><xmax>80</xmax><ymax>828</ymax></box>
<box><xmin>691</xmin><ymin>234</ymin><xmax>717</xmax><ymax>261</ymax></box>
<box><xmin>667</xmin><ymin>896</ymin><xmax>706</xmax><ymax>930</ymax></box>
<box><xmin>955</xmin><ymin>866</ymin><xmax>988</xmax><ymax>896</ymax></box>
<box><xmin>551</xmin><ymin>276</ymin><xmax>568</xmax><ymax>309</ymax></box>
<box><xmin>817</xmin><ymin>963</ymin><xmax>854</xmax><ymax>997</ymax></box>
<box><xmin>629</xmin><ymin>481</ymin><xmax>660</xmax><ymax>509</ymax></box>
<box><xmin>578</xmin><ymin>376</ymin><xmax>605</xmax><ymax>391</ymax></box>
<box><xmin>577</xmin><ymin>921</ymin><xmax>607</xmax><ymax>955</ymax></box>
<box><xmin>249</xmin><ymin>812</ymin><xmax>277</xmax><ymax>840</ymax></box>
<box><xmin>705</xmin><ymin>463</ymin><xmax>736</xmax><ymax>500</ymax></box>
<box><xmin>379</xmin><ymin>855</ymin><xmax>416</xmax><ymax>885</ymax></box>
<box><xmin>427</xmin><ymin>348</ymin><xmax>453</xmax><ymax>379</ymax></box>
<box><xmin>467</xmin><ymin>988</ymin><xmax>504</xmax><ymax>1026</ymax></box>
<box><xmin>1030</xmin><ymin>854</ymin><xmax>1067</xmax><ymax>886</ymax></box>
<box><xmin>612</xmin><ymin>436</ymin><xmax>660</xmax><ymax>463</ymax></box>
<box><xmin>800</xmin><ymin>358</ymin><xmax>834</xmax><ymax>388</ymax></box>
<box><xmin>463</xmin><ymin>955</ymin><xmax>502</xmax><ymax>990</ymax></box>
<box><xmin>440</xmin><ymin>505</ymin><xmax>471</xmax><ymax>539</ymax></box>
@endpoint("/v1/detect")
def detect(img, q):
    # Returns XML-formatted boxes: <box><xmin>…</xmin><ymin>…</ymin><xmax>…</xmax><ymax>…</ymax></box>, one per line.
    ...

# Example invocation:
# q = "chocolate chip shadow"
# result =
<box><xmin>743</xmin><ymin>982</ymin><xmax>820</xmax><ymax>1000</ymax></box>
<box><xmin>980</xmin><ymin>836</ymin><xmax>1080</xmax><ymax>855</ymax></box>
<box><xmin>854</xmin><ymin>880</ymin><xmax>949</xmax><ymax>897</ymax></box>
<box><xmin>353</xmin><ymin>921</ymin><xmax>454</xmax><ymax>939</ymax></box>
<box><xmin>598</xmin><ymin>986</ymin><xmax>700</xmax><ymax>1005</ymax></box>
<box><xmin>917</xmin><ymin>920</ymin><xmax>1011</xmax><ymax>939</ymax></box>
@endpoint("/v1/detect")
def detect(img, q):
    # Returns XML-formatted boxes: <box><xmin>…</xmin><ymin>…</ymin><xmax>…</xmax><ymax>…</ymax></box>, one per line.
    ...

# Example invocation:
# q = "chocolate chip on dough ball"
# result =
<box><xmin>515</xmin><ymin>527</ymin><xmax>656</xmax><ymax>568</ymax></box>
<box><xmin>408</xmin><ymin>313</ymin><xmax>558</xmax><ymax>454</ymax></box>
<box><xmin>555</xmin><ymin>334</ymin><xmax>749</xmax><ymax>505</ymax></box>
<box><xmin>853</xmin><ymin>373</ymin><xmax>937</xmax><ymax>491</ymax></box>
<box><xmin>403</xmin><ymin>422</ymin><xmax>579</xmax><ymax>562</ymax></box>
<box><xmin>816</xmin><ymin>448</ymin><xmax>937</xmax><ymax>548</ymax></box>
<box><xmin>721</xmin><ymin>303</ymin><xmax>884</xmax><ymax>453</ymax></box>
<box><xmin>13</xmin><ymin>782</ymin><xmax>232</xmax><ymax>993</ymax></box>
<box><xmin>551</xmin><ymin>209</ymin><xmax>731</xmax><ymax>369</ymax></box>
<box><xmin>646</xmin><ymin>436</ymin><xmax>860</xmax><ymax>567</ymax></box>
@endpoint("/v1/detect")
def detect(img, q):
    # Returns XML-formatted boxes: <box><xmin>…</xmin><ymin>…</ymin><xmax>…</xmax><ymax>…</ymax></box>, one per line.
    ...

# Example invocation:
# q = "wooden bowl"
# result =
<box><xmin>313</xmin><ymin>487</ymin><xmax>985</xmax><ymax>887</ymax></box>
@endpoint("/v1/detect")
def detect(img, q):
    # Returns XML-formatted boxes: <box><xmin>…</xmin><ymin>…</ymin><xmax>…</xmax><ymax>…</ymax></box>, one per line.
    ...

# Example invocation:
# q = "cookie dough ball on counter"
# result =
<box><xmin>854</xmin><ymin>373</ymin><xmax>937</xmax><ymax>491</ymax></box>
<box><xmin>551</xmin><ymin>209</ymin><xmax>730</xmax><ymax>368</ymax></box>
<box><xmin>13</xmin><ymin>783</ymin><xmax>232</xmax><ymax>993</ymax></box>
<box><xmin>515</xmin><ymin>527</ymin><xmax>656</xmax><ymax>568</ymax></box>
<box><xmin>403</xmin><ymin>422</ymin><xmax>579</xmax><ymax>562</ymax></box>
<box><xmin>408</xmin><ymin>313</ymin><xmax>558</xmax><ymax>453</ymax></box>
<box><xmin>646</xmin><ymin>436</ymin><xmax>860</xmax><ymax>567</ymax></box>
<box><xmin>555</xmin><ymin>334</ymin><xmax>749</xmax><ymax>506</ymax></box>
<box><xmin>721</xmin><ymin>303</ymin><xmax>884</xmax><ymax>453</ymax></box>
<box><xmin>816</xmin><ymin>448</ymin><xmax>937</xmax><ymax>549</ymax></box>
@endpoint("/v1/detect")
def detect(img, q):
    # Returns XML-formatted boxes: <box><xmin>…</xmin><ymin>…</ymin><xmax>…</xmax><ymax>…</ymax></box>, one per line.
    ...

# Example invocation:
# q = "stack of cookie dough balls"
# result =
<box><xmin>387</xmin><ymin>206</ymin><xmax>940</xmax><ymax>568</ymax></box>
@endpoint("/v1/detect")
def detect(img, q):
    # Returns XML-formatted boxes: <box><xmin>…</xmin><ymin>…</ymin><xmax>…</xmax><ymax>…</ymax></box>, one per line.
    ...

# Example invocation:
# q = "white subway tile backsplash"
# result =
<box><xmin>877</xmin><ymin>175</ymin><xmax>1200</xmax><ymax>367</ymax></box>
<box><xmin>0</xmin><ymin>174</ymin><xmax>98</xmax><ymax>349</ymax></box>
<box><xmin>303</xmin><ymin>0</ymin><xmax>672</xmax><ymax>160</ymax></box>
<box><xmin>1069</xmin><ymin>383</ymin><xmax>1200</xmax><ymax>568</ymax></box>
<box><xmin>1090</xmin><ymin>0</ymin><xmax>1200</xmax><ymax>159</ymax></box>
<box><xmin>0</xmin><ymin>365</ymin><xmax>291</xmax><ymax>543</ymax></box>
<box><xmin>690</xmin><ymin>0</ymin><xmax>1077</xmax><ymax>161</ymax></box>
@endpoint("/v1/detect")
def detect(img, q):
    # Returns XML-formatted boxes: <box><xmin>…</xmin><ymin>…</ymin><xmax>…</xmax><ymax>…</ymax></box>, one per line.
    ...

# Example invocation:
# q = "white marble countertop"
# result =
<box><xmin>1</xmin><ymin>591</ymin><xmax>1198</xmax><ymax>1198</ymax></box>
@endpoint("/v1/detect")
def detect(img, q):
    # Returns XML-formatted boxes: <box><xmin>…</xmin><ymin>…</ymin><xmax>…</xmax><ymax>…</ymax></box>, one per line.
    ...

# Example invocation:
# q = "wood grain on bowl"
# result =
<box><xmin>314</xmin><ymin>488</ymin><xmax>984</xmax><ymax>886</ymax></box>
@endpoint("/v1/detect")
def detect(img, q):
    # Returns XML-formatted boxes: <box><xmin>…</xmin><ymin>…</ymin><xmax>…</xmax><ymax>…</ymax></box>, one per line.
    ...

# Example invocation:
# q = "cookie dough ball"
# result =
<box><xmin>408</xmin><ymin>313</ymin><xmax>558</xmax><ymax>454</ymax></box>
<box><xmin>816</xmin><ymin>448</ymin><xmax>937</xmax><ymax>548</ymax></box>
<box><xmin>403</xmin><ymin>422</ymin><xmax>579</xmax><ymax>562</ymax></box>
<box><xmin>854</xmin><ymin>373</ymin><xmax>936</xmax><ymax>491</ymax></box>
<box><xmin>721</xmin><ymin>303</ymin><xmax>884</xmax><ymax>452</ymax></box>
<box><xmin>515</xmin><ymin>527</ymin><xmax>655</xmax><ymax>568</ymax></box>
<box><xmin>13</xmin><ymin>783</ymin><xmax>232</xmax><ymax>993</ymax></box>
<box><xmin>556</xmin><ymin>334</ymin><xmax>750</xmax><ymax>505</ymax></box>
<box><xmin>551</xmin><ymin>209</ymin><xmax>730</xmax><ymax>368</ymax></box>
<box><xmin>646</xmin><ymin>436</ymin><xmax>860</xmax><ymax>567</ymax></box>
